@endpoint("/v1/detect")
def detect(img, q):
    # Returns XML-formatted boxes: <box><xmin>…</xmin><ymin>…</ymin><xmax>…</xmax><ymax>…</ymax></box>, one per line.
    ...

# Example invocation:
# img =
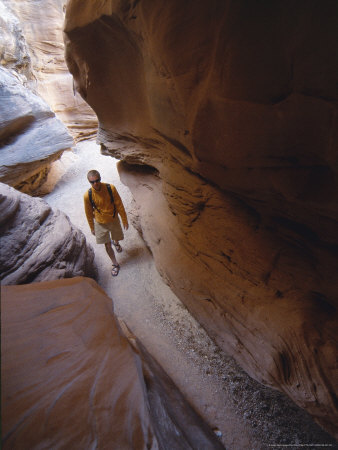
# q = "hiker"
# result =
<box><xmin>84</xmin><ymin>169</ymin><xmax>129</xmax><ymax>276</ymax></box>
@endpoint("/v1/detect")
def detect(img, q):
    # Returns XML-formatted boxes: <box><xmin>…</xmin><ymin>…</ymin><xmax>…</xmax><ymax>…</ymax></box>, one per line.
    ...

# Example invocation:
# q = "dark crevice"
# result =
<box><xmin>0</xmin><ymin>115</ymin><xmax>35</xmax><ymax>147</ymax></box>
<box><xmin>278</xmin><ymin>351</ymin><xmax>292</xmax><ymax>384</ymax></box>
<box><xmin>310</xmin><ymin>291</ymin><xmax>336</xmax><ymax>314</ymax></box>
<box><xmin>220</xmin><ymin>251</ymin><xmax>231</xmax><ymax>263</ymax></box>
<box><xmin>153</xmin><ymin>128</ymin><xmax>192</xmax><ymax>157</ymax></box>
<box><xmin>300</xmin><ymin>89</ymin><xmax>336</xmax><ymax>103</ymax></box>
<box><xmin>272</xmin><ymin>216</ymin><xmax>319</xmax><ymax>243</ymax></box>
<box><xmin>118</xmin><ymin>159</ymin><xmax>159</xmax><ymax>176</ymax></box>
<box><xmin>270</xmin><ymin>89</ymin><xmax>293</xmax><ymax>104</ymax></box>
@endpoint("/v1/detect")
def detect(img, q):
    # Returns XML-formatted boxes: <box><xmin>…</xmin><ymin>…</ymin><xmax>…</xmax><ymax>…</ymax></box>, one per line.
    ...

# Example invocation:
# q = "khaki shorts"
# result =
<box><xmin>94</xmin><ymin>218</ymin><xmax>124</xmax><ymax>244</ymax></box>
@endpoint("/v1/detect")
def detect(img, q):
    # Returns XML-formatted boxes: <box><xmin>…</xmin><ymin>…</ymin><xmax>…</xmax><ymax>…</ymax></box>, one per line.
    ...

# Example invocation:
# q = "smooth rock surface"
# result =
<box><xmin>64</xmin><ymin>0</ymin><xmax>338</xmax><ymax>437</ymax></box>
<box><xmin>1</xmin><ymin>278</ymin><xmax>156</xmax><ymax>450</ymax></box>
<box><xmin>0</xmin><ymin>67</ymin><xmax>73</xmax><ymax>191</ymax></box>
<box><xmin>0</xmin><ymin>183</ymin><xmax>97</xmax><ymax>284</ymax></box>
<box><xmin>1</xmin><ymin>277</ymin><xmax>225</xmax><ymax>450</ymax></box>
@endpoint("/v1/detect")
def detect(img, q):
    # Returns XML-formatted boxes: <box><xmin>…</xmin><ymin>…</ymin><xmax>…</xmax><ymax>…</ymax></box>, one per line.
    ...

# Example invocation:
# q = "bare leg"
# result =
<box><xmin>104</xmin><ymin>242</ymin><xmax>118</xmax><ymax>266</ymax></box>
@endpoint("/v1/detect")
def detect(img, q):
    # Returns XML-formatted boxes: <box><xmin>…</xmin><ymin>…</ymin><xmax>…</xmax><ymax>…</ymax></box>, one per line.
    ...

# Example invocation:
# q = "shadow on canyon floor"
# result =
<box><xmin>43</xmin><ymin>140</ymin><xmax>336</xmax><ymax>450</ymax></box>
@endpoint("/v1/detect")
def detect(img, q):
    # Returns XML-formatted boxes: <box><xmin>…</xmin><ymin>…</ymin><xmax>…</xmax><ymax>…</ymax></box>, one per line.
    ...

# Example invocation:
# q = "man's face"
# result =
<box><xmin>88</xmin><ymin>174</ymin><xmax>101</xmax><ymax>191</ymax></box>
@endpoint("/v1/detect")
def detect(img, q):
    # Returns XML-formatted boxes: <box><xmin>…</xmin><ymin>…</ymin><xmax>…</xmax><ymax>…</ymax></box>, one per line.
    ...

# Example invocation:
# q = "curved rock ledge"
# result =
<box><xmin>0</xmin><ymin>183</ymin><xmax>97</xmax><ymax>284</ymax></box>
<box><xmin>0</xmin><ymin>67</ymin><xmax>74</xmax><ymax>191</ymax></box>
<box><xmin>64</xmin><ymin>0</ymin><xmax>338</xmax><ymax>437</ymax></box>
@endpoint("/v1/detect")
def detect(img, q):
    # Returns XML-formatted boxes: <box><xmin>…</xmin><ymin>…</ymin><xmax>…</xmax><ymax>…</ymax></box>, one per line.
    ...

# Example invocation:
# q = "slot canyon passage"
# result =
<box><xmin>1</xmin><ymin>1</ymin><xmax>337</xmax><ymax>449</ymax></box>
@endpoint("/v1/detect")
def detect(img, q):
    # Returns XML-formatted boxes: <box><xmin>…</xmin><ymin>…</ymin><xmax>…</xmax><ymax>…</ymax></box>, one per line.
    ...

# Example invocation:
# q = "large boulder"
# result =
<box><xmin>0</xmin><ymin>67</ymin><xmax>74</xmax><ymax>192</ymax></box>
<box><xmin>0</xmin><ymin>183</ymin><xmax>97</xmax><ymax>284</ymax></box>
<box><xmin>64</xmin><ymin>0</ymin><xmax>338</xmax><ymax>437</ymax></box>
<box><xmin>1</xmin><ymin>277</ymin><xmax>225</xmax><ymax>450</ymax></box>
<box><xmin>1</xmin><ymin>278</ymin><xmax>156</xmax><ymax>450</ymax></box>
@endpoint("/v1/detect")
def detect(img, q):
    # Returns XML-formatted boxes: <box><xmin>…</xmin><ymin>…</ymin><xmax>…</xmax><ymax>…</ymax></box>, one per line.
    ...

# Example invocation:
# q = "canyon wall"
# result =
<box><xmin>0</xmin><ymin>67</ymin><xmax>73</xmax><ymax>192</ymax></box>
<box><xmin>0</xmin><ymin>0</ymin><xmax>73</xmax><ymax>193</ymax></box>
<box><xmin>1</xmin><ymin>0</ymin><xmax>97</xmax><ymax>140</ymax></box>
<box><xmin>64</xmin><ymin>0</ymin><xmax>338</xmax><ymax>437</ymax></box>
<box><xmin>0</xmin><ymin>0</ymin><xmax>99</xmax><ymax>193</ymax></box>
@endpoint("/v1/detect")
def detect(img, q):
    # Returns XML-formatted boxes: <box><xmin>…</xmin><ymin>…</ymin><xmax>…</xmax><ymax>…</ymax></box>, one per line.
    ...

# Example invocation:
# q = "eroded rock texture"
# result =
<box><xmin>0</xmin><ymin>183</ymin><xmax>97</xmax><ymax>284</ymax></box>
<box><xmin>0</xmin><ymin>1</ymin><xmax>31</xmax><ymax>78</ymax></box>
<box><xmin>1</xmin><ymin>277</ymin><xmax>224</xmax><ymax>450</ymax></box>
<box><xmin>1</xmin><ymin>0</ymin><xmax>97</xmax><ymax>140</ymax></box>
<box><xmin>64</xmin><ymin>0</ymin><xmax>338</xmax><ymax>436</ymax></box>
<box><xmin>0</xmin><ymin>67</ymin><xmax>73</xmax><ymax>191</ymax></box>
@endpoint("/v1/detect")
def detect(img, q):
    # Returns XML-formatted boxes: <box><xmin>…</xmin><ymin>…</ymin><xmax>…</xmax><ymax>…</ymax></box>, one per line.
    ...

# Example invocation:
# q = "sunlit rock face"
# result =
<box><xmin>1</xmin><ymin>277</ymin><xmax>224</xmax><ymax>450</ymax></box>
<box><xmin>0</xmin><ymin>1</ymin><xmax>75</xmax><ymax>193</ymax></box>
<box><xmin>1</xmin><ymin>0</ymin><xmax>97</xmax><ymax>140</ymax></box>
<box><xmin>0</xmin><ymin>183</ymin><xmax>97</xmax><ymax>284</ymax></box>
<box><xmin>64</xmin><ymin>0</ymin><xmax>338</xmax><ymax>436</ymax></box>
<box><xmin>0</xmin><ymin>1</ymin><xmax>32</xmax><ymax>78</ymax></box>
<box><xmin>0</xmin><ymin>67</ymin><xmax>73</xmax><ymax>192</ymax></box>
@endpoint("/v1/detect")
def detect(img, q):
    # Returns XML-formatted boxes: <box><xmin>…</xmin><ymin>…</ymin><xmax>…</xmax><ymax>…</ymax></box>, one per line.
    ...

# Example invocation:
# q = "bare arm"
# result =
<box><xmin>112</xmin><ymin>186</ymin><xmax>128</xmax><ymax>229</ymax></box>
<box><xmin>84</xmin><ymin>192</ymin><xmax>95</xmax><ymax>232</ymax></box>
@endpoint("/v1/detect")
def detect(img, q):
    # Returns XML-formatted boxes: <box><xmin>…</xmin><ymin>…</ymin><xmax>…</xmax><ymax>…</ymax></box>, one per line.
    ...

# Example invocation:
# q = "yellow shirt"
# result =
<box><xmin>84</xmin><ymin>183</ymin><xmax>128</xmax><ymax>231</ymax></box>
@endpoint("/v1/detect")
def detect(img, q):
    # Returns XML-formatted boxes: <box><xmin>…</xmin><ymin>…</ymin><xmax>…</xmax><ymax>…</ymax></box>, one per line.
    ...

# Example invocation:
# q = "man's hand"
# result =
<box><xmin>124</xmin><ymin>223</ymin><xmax>129</xmax><ymax>231</ymax></box>
<box><xmin>91</xmin><ymin>229</ymin><xmax>95</xmax><ymax>235</ymax></box>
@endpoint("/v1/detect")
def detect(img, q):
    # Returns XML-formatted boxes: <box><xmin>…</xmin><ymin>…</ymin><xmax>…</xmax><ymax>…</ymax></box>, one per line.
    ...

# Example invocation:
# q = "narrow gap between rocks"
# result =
<box><xmin>43</xmin><ymin>140</ymin><xmax>333</xmax><ymax>449</ymax></box>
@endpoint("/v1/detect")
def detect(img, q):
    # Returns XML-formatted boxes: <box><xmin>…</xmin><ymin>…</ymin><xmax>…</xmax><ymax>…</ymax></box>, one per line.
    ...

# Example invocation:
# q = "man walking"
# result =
<box><xmin>84</xmin><ymin>170</ymin><xmax>128</xmax><ymax>276</ymax></box>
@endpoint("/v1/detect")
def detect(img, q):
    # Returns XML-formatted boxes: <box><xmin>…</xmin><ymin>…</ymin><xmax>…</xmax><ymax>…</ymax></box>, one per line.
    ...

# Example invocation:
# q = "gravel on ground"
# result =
<box><xmin>43</xmin><ymin>141</ymin><xmax>336</xmax><ymax>450</ymax></box>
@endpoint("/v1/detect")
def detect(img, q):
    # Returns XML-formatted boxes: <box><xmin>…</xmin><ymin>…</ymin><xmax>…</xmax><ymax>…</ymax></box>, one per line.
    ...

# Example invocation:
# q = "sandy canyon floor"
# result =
<box><xmin>43</xmin><ymin>140</ymin><xmax>335</xmax><ymax>449</ymax></box>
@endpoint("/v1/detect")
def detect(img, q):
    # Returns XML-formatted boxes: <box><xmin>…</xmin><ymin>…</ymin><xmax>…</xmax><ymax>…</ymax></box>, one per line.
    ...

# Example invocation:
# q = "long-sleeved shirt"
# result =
<box><xmin>84</xmin><ymin>183</ymin><xmax>128</xmax><ymax>232</ymax></box>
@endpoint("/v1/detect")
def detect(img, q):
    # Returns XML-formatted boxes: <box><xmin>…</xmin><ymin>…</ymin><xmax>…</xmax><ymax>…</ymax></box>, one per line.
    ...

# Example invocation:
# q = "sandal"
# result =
<box><xmin>113</xmin><ymin>241</ymin><xmax>123</xmax><ymax>253</ymax></box>
<box><xmin>111</xmin><ymin>264</ymin><xmax>120</xmax><ymax>277</ymax></box>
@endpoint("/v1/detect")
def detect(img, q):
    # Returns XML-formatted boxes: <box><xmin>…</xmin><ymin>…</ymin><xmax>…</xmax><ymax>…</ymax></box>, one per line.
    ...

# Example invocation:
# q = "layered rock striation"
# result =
<box><xmin>1</xmin><ymin>0</ymin><xmax>97</xmax><ymax>140</ymax></box>
<box><xmin>0</xmin><ymin>183</ymin><xmax>97</xmax><ymax>284</ymax></box>
<box><xmin>0</xmin><ymin>0</ymin><xmax>98</xmax><ymax>193</ymax></box>
<box><xmin>0</xmin><ymin>67</ymin><xmax>73</xmax><ymax>192</ymax></box>
<box><xmin>0</xmin><ymin>0</ymin><xmax>31</xmax><ymax>78</ymax></box>
<box><xmin>1</xmin><ymin>277</ymin><xmax>224</xmax><ymax>450</ymax></box>
<box><xmin>64</xmin><ymin>0</ymin><xmax>338</xmax><ymax>437</ymax></box>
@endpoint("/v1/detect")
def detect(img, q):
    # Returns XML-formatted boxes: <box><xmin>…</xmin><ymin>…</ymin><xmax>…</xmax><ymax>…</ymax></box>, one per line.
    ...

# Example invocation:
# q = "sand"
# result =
<box><xmin>43</xmin><ymin>140</ymin><xmax>335</xmax><ymax>449</ymax></box>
